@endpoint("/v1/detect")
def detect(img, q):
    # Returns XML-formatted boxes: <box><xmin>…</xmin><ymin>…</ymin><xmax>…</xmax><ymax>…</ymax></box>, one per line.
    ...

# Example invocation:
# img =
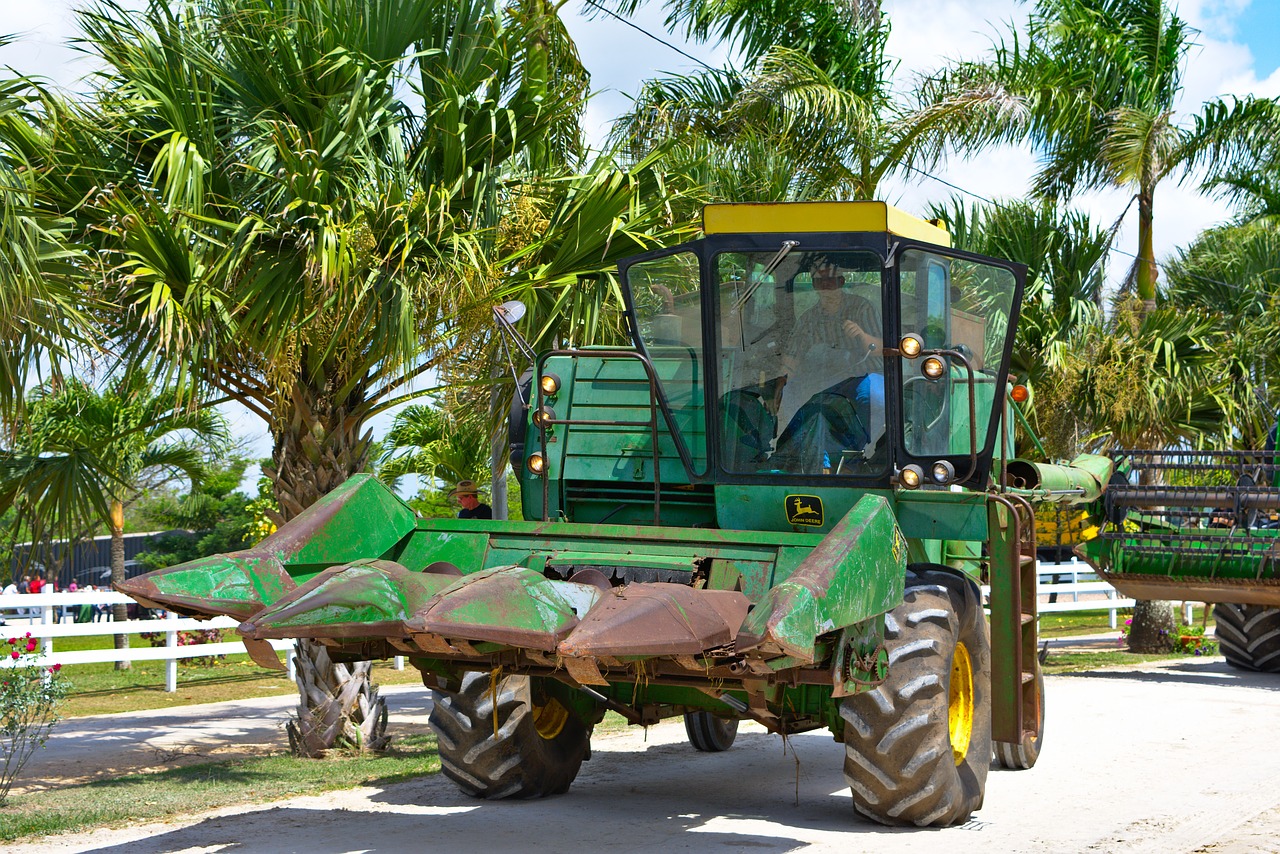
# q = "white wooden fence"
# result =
<box><xmin>0</xmin><ymin>590</ymin><xmax>296</xmax><ymax>691</ymax></box>
<box><xmin>981</xmin><ymin>559</ymin><xmax>1200</xmax><ymax>628</ymax></box>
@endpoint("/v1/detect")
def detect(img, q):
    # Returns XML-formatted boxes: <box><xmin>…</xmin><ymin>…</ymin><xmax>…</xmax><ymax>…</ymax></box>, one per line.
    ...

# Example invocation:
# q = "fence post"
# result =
<box><xmin>1183</xmin><ymin>602</ymin><xmax>1194</xmax><ymax>624</ymax></box>
<box><xmin>286</xmin><ymin>643</ymin><xmax>296</xmax><ymax>683</ymax></box>
<box><xmin>166</xmin><ymin>610</ymin><xmax>179</xmax><ymax>692</ymax></box>
<box><xmin>394</xmin><ymin>655</ymin><xmax>404</xmax><ymax>671</ymax></box>
<box><xmin>1108</xmin><ymin>587</ymin><xmax>1118</xmax><ymax>629</ymax></box>
<box><xmin>41</xmin><ymin>603</ymin><xmax>53</xmax><ymax>655</ymax></box>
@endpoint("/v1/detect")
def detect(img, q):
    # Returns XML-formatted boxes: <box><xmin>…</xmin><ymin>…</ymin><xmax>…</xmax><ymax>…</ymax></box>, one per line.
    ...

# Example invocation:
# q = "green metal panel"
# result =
<box><xmin>715</xmin><ymin>483</ymin><xmax>988</xmax><ymax>542</ymax></box>
<box><xmin>894</xmin><ymin>489</ymin><xmax>989</xmax><ymax>542</ymax></box>
<box><xmin>271</xmin><ymin>474</ymin><xmax>418</xmax><ymax>572</ymax></box>
<box><xmin>987</xmin><ymin>499</ymin><xmax>1023</xmax><ymax>744</ymax></box>
<box><xmin>738</xmin><ymin>494</ymin><xmax>906</xmax><ymax>662</ymax></box>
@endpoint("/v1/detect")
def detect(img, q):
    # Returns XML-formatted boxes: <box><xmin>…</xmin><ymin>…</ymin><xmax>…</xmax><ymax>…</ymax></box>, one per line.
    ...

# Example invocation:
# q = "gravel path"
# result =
<box><xmin>9</xmin><ymin>657</ymin><xmax>1280</xmax><ymax>853</ymax></box>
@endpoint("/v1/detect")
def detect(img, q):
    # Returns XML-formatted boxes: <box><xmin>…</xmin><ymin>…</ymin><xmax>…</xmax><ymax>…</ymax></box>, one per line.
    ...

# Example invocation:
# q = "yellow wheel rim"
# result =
<box><xmin>532</xmin><ymin>697</ymin><xmax>570</xmax><ymax>740</ymax></box>
<box><xmin>949</xmin><ymin>641</ymin><xmax>974</xmax><ymax>765</ymax></box>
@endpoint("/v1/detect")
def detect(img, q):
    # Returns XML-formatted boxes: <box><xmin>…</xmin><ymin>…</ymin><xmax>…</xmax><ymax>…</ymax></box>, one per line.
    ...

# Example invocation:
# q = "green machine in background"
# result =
<box><xmin>119</xmin><ymin>201</ymin><xmax>1114</xmax><ymax>827</ymax></box>
<box><xmin>1077</xmin><ymin>447</ymin><xmax>1280</xmax><ymax>672</ymax></box>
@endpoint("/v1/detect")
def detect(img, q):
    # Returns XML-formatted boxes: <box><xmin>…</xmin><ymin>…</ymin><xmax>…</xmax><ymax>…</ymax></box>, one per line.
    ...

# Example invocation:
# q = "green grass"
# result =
<box><xmin>1036</xmin><ymin>605</ymin><xmax>1214</xmax><ymax>638</ymax></box>
<box><xmin>1041</xmin><ymin>650</ymin><xmax>1206</xmax><ymax>674</ymax></box>
<box><xmin>6</xmin><ymin>630</ymin><xmax>423</xmax><ymax>717</ymax></box>
<box><xmin>0</xmin><ymin>734</ymin><xmax>440</xmax><ymax>842</ymax></box>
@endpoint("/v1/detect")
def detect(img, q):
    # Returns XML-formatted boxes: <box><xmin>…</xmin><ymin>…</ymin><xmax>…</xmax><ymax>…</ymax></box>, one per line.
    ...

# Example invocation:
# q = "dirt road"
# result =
<box><xmin>12</xmin><ymin>657</ymin><xmax>1280</xmax><ymax>853</ymax></box>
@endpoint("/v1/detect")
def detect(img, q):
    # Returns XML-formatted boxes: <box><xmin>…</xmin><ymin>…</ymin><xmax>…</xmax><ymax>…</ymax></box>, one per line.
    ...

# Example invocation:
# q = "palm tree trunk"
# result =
<box><xmin>1124</xmin><ymin>443</ymin><xmax>1176</xmax><ymax>651</ymax></box>
<box><xmin>109</xmin><ymin>499</ymin><xmax>130</xmax><ymax>671</ymax></box>
<box><xmin>1136</xmin><ymin>187</ymin><xmax>1158</xmax><ymax>313</ymax></box>
<box><xmin>268</xmin><ymin>385</ymin><xmax>388</xmax><ymax>757</ymax></box>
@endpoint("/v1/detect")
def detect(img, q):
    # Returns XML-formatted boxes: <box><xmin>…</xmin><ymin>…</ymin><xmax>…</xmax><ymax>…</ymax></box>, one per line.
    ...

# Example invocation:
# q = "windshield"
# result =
<box><xmin>625</xmin><ymin>250</ymin><xmax>708</xmax><ymax>474</ymax></box>
<box><xmin>899</xmin><ymin>249</ymin><xmax>1017</xmax><ymax>462</ymax></box>
<box><xmin>715</xmin><ymin>249</ymin><xmax>886</xmax><ymax>477</ymax></box>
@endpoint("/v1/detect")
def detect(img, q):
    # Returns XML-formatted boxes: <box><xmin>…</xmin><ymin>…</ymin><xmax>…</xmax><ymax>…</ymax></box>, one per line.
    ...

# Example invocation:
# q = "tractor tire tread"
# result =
<box><xmin>429</xmin><ymin>671</ymin><xmax>591</xmax><ymax>799</ymax></box>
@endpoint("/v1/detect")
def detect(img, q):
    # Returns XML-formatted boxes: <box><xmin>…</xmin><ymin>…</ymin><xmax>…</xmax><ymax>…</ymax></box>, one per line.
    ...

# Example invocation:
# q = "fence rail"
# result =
<box><xmin>0</xmin><ymin>591</ymin><xmax>296</xmax><ymax>691</ymax></box>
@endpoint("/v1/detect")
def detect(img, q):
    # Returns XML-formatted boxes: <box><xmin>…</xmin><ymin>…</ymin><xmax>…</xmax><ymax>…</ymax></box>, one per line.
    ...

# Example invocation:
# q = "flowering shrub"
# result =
<box><xmin>1175</xmin><ymin>624</ymin><xmax>1218</xmax><ymax>656</ymax></box>
<box><xmin>0</xmin><ymin>634</ymin><xmax>68</xmax><ymax>805</ymax></box>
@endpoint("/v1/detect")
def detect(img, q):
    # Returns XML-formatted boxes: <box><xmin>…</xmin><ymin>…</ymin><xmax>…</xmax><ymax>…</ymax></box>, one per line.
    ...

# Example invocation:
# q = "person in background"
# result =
<box><xmin>90</xmin><ymin>585</ymin><xmax>109</xmax><ymax>622</ymax></box>
<box><xmin>448</xmin><ymin>480</ymin><xmax>492</xmax><ymax>520</ymax></box>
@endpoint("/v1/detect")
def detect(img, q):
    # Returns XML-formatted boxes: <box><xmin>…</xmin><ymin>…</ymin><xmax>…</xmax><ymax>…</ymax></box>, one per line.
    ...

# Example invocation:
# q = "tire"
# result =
<box><xmin>1213</xmin><ymin>604</ymin><xmax>1280</xmax><ymax>673</ymax></box>
<box><xmin>429</xmin><ymin>671</ymin><xmax>591</xmax><ymax>799</ymax></box>
<box><xmin>994</xmin><ymin>667</ymin><xmax>1044</xmax><ymax>770</ymax></box>
<box><xmin>684</xmin><ymin>712</ymin><xmax>739</xmax><ymax>752</ymax></box>
<box><xmin>840</xmin><ymin>566</ymin><xmax>992</xmax><ymax>827</ymax></box>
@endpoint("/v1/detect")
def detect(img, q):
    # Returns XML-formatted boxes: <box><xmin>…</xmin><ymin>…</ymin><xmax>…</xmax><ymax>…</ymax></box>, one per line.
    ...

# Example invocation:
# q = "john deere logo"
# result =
<box><xmin>786</xmin><ymin>494</ymin><xmax>824</xmax><ymax>527</ymax></box>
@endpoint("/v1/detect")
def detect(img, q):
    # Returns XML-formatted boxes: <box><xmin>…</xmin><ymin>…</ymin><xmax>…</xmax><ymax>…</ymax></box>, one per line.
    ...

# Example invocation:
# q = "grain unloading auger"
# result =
<box><xmin>119</xmin><ymin>201</ymin><xmax>1116</xmax><ymax>827</ymax></box>
<box><xmin>1076</xmin><ymin>448</ymin><xmax>1280</xmax><ymax>672</ymax></box>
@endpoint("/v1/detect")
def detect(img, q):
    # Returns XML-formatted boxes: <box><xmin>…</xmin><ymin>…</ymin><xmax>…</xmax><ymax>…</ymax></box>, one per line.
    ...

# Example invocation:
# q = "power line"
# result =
<box><xmin>578</xmin><ymin>0</ymin><xmax>1275</xmax><ymax>303</ymax></box>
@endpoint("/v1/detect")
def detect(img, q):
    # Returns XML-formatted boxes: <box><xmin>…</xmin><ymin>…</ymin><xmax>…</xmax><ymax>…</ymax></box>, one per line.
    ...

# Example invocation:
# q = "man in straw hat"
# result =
<box><xmin>448</xmin><ymin>480</ymin><xmax>492</xmax><ymax>519</ymax></box>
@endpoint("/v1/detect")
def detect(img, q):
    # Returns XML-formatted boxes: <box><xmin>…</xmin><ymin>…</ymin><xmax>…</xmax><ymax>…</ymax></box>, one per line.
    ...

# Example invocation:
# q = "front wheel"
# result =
<box><xmin>684</xmin><ymin>712</ymin><xmax>739</xmax><ymax>752</ymax></box>
<box><xmin>839</xmin><ymin>566</ymin><xmax>992</xmax><ymax>827</ymax></box>
<box><xmin>429</xmin><ymin>671</ymin><xmax>592</xmax><ymax>799</ymax></box>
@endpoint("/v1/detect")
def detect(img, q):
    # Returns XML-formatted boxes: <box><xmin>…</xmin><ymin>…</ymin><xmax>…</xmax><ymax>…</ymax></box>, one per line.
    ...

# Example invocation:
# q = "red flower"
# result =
<box><xmin>9</xmin><ymin>650</ymin><xmax>18</xmax><ymax>660</ymax></box>
<box><xmin>51</xmin><ymin>663</ymin><xmax>62</xmax><ymax>672</ymax></box>
<box><xmin>25</xmin><ymin>640</ymin><xmax>37</xmax><ymax>652</ymax></box>
<box><xmin>6</xmin><ymin>638</ymin><xmax>14</xmax><ymax>645</ymax></box>
<box><xmin>24</xmin><ymin>632</ymin><xmax>31</xmax><ymax>638</ymax></box>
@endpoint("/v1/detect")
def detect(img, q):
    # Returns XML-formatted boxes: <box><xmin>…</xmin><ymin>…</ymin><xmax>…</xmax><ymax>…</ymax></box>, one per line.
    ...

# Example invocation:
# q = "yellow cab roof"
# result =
<box><xmin>702</xmin><ymin>201</ymin><xmax>951</xmax><ymax>248</ymax></box>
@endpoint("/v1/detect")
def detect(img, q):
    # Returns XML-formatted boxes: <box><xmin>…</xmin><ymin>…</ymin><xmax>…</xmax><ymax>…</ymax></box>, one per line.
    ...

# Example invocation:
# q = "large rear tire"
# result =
<box><xmin>1214</xmin><ymin>604</ymin><xmax>1280</xmax><ymax>673</ymax></box>
<box><xmin>429</xmin><ymin>671</ymin><xmax>591</xmax><ymax>799</ymax></box>
<box><xmin>994</xmin><ymin>667</ymin><xmax>1044</xmax><ymax>769</ymax></box>
<box><xmin>684</xmin><ymin>712</ymin><xmax>739</xmax><ymax>752</ymax></box>
<box><xmin>840</xmin><ymin>566</ymin><xmax>992</xmax><ymax>827</ymax></box>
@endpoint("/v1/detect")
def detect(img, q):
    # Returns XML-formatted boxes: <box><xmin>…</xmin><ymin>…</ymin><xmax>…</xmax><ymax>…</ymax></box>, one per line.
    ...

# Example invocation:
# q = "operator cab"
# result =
<box><xmin>620</xmin><ymin>201</ymin><xmax>1025</xmax><ymax>493</ymax></box>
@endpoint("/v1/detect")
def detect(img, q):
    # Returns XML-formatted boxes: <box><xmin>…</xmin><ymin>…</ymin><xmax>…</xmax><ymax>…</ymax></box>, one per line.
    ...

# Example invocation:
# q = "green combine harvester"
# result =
<box><xmin>118</xmin><ymin>201</ymin><xmax>1115</xmax><ymax>827</ymax></box>
<box><xmin>1078</xmin><ymin>448</ymin><xmax>1280</xmax><ymax>672</ymax></box>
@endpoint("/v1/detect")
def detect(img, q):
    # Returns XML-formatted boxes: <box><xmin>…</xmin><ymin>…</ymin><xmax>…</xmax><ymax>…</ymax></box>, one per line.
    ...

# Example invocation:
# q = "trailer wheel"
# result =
<box><xmin>429</xmin><ymin>671</ymin><xmax>591</xmax><ymax>799</ymax></box>
<box><xmin>1214</xmin><ymin>604</ymin><xmax>1280</xmax><ymax>673</ymax></box>
<box><xmin>684</xmin><ymin>712</ymin><xmax>739</xmax><ymax>752</ymax></box>
<box><xmin>839</xmin><ymin>566</ymin><xmax>992</xmax><ymax>827</ymax></box>
<box><xmin>994</xmin><ymin>667</ymin><xmax>1044</xmax><ymax>769</ymax></box>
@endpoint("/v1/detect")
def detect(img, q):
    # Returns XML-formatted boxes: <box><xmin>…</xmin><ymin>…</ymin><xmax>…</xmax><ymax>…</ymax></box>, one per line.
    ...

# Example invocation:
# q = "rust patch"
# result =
<box><xmin>557</xmin><ymin>583</ymin><xmax>750</xmax><ymax>658</ymax></box>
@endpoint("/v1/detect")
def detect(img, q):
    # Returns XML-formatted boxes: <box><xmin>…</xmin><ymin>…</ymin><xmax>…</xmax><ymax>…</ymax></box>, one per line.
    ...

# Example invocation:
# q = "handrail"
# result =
<box><xmin>535</xmin><ymin>348</ymin><xmax>694</xmax><ymax>526</ymax></box>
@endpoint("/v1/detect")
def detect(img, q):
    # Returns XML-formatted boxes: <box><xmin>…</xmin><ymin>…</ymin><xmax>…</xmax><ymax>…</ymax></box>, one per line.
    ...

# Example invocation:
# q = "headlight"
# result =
<box><xmin>921</xmin><ymin>356</ymin><xmax>945</xmax><ymax>380</ymax></box>
<box><xmin>527</xmin><ymin>452</ymin><xmax>547</xmax><ymax>476</ymax></box>
<box><xmin>539</xmin><ymin>373</ymin><xmax>561</xmax><ymax>396</ymax></box>
<box><xmin>898</xmin><ymin>464</ymin><xmax>923</xmax><ymax>489</ymax></box>
<box><xmin>899</xmin><ymin>334</ymin><xmax>924</xmax><ymax>358</ymax></box>
<box><xmin>931</xmin><ymin>460</ymin><xmax>956</xmax><ymax>485</ymax></box>
<box><xmin>532</xmin><ymin>406</ymin><xmax>556</xmax><ymax>429</ymax></box>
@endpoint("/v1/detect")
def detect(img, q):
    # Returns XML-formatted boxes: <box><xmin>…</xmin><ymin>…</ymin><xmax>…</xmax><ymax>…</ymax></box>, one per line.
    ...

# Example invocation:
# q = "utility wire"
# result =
<box><xmin>578</xmin><ymin>0</ymin><xmax>1276</xmax><ymax>303</ymax></box>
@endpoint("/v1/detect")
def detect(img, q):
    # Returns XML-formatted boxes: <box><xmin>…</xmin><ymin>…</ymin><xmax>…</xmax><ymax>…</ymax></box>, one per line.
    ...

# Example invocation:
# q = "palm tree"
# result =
<box><xmin>6</xmin><ymin>0</ymin><xmax>684</xmax><ymax>751</ymax></box>
<box><xmin>378</xmin><ymin>404</ymin><xmax>491</xmax><ymax>491</ymax></box>
<box><xmin>0</xmin><ymin>73</ymin><xmax>91</xmax><ymax>420</ymax></box>
<box><xmin>0</xmin><ymin>376</ymin><xmax>228</xmax><ymax>667</ymax></box>
<box><xmin>928</xmin><ymin>197</ymin><xmax>1110</xmax><ymax>458</ymax></box>
<box><xmin>1163</xmin><ymin>220</ymin><xmax>1280</xmax><ymax>448</ymax></box>
<box><xmin>982</xmin><ymin>0</ymin><xmax>1280</xmax><ymax>311</ymax></box>
<box><xmin>607</xmin><ymin>3</ymin><xmax>1021</xmax><ymax>206</ymax></box>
